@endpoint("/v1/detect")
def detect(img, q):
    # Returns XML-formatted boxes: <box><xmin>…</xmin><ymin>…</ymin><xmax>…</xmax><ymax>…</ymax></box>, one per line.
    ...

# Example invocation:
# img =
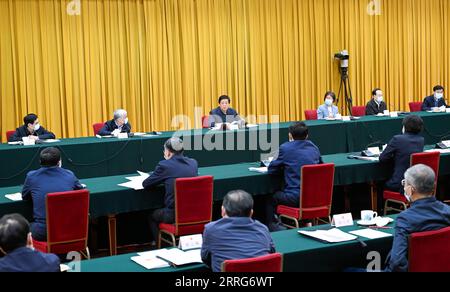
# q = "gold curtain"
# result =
<box><xmin>1</xmin><ymin>0</ymin><xmax>450</xmax><ymax>142</ymax></box>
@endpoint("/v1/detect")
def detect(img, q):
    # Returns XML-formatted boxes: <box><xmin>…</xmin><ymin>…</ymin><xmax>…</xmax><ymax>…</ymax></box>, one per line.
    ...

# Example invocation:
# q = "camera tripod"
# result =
<box><xmin>336</xmin><ymin>67</ymin><xmax>354</xmax><ymax>116</ymax></box>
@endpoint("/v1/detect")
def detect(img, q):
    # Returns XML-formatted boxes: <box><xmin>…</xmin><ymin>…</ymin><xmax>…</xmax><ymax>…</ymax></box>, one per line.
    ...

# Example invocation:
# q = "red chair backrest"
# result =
<box><xmin>409</xmin><ymin>226</ymin><xmax>450</xmax><ymax>272</ymax></box>
<box><xmin>221</xmin><ymin>253</ymin><xmax>283</xmax><ymax>272</ymax></box>
<box><xmin>409</xmin><ymin>102</ymin><xmax>422</xmax><ymax>112</ymax></box>
<box><xmin>352</xmin><ymin>106</ymin><xmax>366</xmax><ymax>117</ymax></box>
<box><xmin>92</xmin><ymin>123</ymin><xmax>104</xmax><ymax>135</ymax></box>
<box><xmin>6</xmin><ymin>130</ymin><xmax>15</xmax><ymax>141</ymax></box>
<box><xmin>46</xmin><ymin>189</ymin><xmax>90</xmax><ymax>253</ymax></box>
<box><xmin>201</xmin><ymin>115</ymin><xmax>210</xmax><ymax>128</ymax></box>
<box><xmin>174</xmin><ymin>176</ymin><xmax>213</xmax><ymax>229</ymax></box>
<box><xmin>304</xmin><ymin>110</ymin><xmax>318</xmax><ymax>120</ymax></box>
<box><xmin>411</xmin><ymin>152</ymin><xmax>440</xmax><ymax>186</ymax></box>
<box><xmin>300</xmin><ymin>163</ymin><xmax>335</xmax><ymax>219</ymax></box>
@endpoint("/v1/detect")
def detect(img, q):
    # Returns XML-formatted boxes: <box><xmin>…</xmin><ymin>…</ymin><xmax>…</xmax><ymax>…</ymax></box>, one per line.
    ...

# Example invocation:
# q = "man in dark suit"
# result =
<box><xmin>0</xmin><ymin>214</ymin><xmax>60</xmax><ymax>272</ymax></box>
<box><xmin>98</xmin><ymin>109</ymin><xmax>132</xmax><ymax>136</ymax></box>
<box><xmin>266</xmin><ymin>122</ymin><xmax>322</xmax><ymax>231</ymax></box>
<box><xmin>142</xmin><ymin>138</ymin><xmax>198</xmax><ymax>244</ymax></box>
<box><xmin>8</xmin><ymin>113</ymin><xmax>55</xmax><ymax>142</ymax></box>
<box><xmin>421</xmin><ymin>85</ymin><xmax>447</xmax><ymax>111</ymax></box>
<box><xmin>207</xmin><ymin>95</ymin><xmax>243</xmax><ymax>128</ymax></box>
<box><xmin>379</xmin><ymin>115</ymin><xmax>425</xmax><ymax>193</ymax></box>
<box><xmin>365</xmin><ymin>88</ymin><xmax>388</xmax><ymax>115</ymax></box>
<box><xmin>201</xmin><ymin>190</ymin><xmax>275</xmax><ymax>272</ymax></box>
<box><xmin>22</xmin><ymin>147</ymin><xmax>84</xmax><ymax>241</ymax></box>
<box><xmin>385</xmin><ymin>164</ymin><xmax>450</xmax><ymax>272</ymax></box>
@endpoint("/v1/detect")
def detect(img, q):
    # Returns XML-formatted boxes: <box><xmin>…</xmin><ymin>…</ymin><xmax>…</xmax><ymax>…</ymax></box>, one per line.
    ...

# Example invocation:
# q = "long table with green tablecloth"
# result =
<box><xmin>1</xmin><ymin>146</ymin><xmax>449</xmax><ymax>220</ymax></box>
<box><xmin>1</xmin><ymin>112</ymin><xmax>450</xmax><ymax>187</ymax></box>
<box><xmin>77</xmin><ymin>217</ymin><xmax>396</xmax><ymax>272</ymax></box>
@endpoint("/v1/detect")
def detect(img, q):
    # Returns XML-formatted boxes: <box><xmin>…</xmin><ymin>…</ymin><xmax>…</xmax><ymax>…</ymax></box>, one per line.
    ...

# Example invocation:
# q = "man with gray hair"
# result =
<box><xmin>98</xmin><ymin>109</ymin><xmax>131</xmax><ymax>136</ymax></box>
<box><xmin>201</xmin><ymin>190</ymin><xmax>275</xmax><ymax>272</ymax></box>
<box><xmin>142</xmin><ymin>137</ymin><xmax>198</xmax><ymax>246</ymax></box>
<box><xmin>385</xmin><ymin>164</ymin><xmax>450</xmax><ymax>272</ymax></box>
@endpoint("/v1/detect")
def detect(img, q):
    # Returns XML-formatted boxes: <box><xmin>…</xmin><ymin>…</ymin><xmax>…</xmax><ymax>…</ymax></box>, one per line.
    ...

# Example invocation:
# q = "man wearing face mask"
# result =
<box><xmin>98</xmin><ymin>109</ymin><xmax>131</xmax><ymax>136</ymax></box>
<box><xmin>379</xmin><ymin>115</ymin><xmax>425</xmax><ymax>193</ymax></box>
<box><xmin>21</xmin><ymin>147</ymin><xmax>84</xmax><ymax>241</ymax></box>
<box><xmin>365</xmin><ymin>88</ymin><xmax>387</xmax><ymax>115</ymax></box>
<box><xmin>8</xmin><ymin>113</ymin><xmax>55</xmax><ymax>142</ymax></box>
<box><xmin>317</xmin><ymin>91</ymin><xmax>340</xmax><ymax>119</ymax></box>
<box><xmin>421</xmin><ymin>85</ymin><xmax>447</xmax><ymax>111</ymax></box>
<box><xmin>142</xmin><ymin>138</ymin><xmax>198</xmax><ymax>246</ymax></box>
<box><xmin>385</xmin><ymin>164</ymin><xmax>450</xmax><ymax>272</ymax></box>
<box><xmin>266</xmin><ymin>122</ymin><xmax>322</xmax><ymax>231</ymax></box>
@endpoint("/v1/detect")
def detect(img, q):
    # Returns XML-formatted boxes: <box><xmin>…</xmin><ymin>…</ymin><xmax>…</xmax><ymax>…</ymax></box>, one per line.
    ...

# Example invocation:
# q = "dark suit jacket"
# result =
<box><xmin>379</xmin><ymin>133</ymin><xmax>424</xmax><ymax>192</ymax></box>
<box><xmin>22</xmin><ymin>167</ymin><xmax>83</xmax><ymax>240</ymax></box>
<box><xmin>8</xmin><ymin>125</ymin><xmax>55</xmax><ymax>142</ymax></box>
<box><xmin>0</xmin><ymin>247</ymin><xmax>60</xmax><ymax>272</ymax></box>
<box><xmin>142</xmin><ymin>154</ymin><xmax>198</xmax><ymax>209</ymax></box>
<box><xmin>421</xmin><ymin>95</ymin><xmax>447</xmax><ymax>111</ymax></box>
<box><xmin>268</xmin><ymin>140</ymin><xmax>322</xmax><ymax>202</ymax></box>
<box><xmin>365</xmin><ymin>99</ymin><xmax>387</xmax><ymax>115</ymax></box>
<box><xmin>98</xmin><ymin>119</ymin><xmax>132</xmax><ymax>136</ymax></box>
<box><xmin>207</xmin><ymin>107</ymin><xmax>240</xmax><ymax>127</ymax></box>
<box><xmin>201</xmin><ymin>217</ymin><xmax>275</xmax><ymax>272</ymax></box>
<box><xmin>385</xmin><ymin>197</ymin><xmax>450</xmax><ymax>272</ymax></box>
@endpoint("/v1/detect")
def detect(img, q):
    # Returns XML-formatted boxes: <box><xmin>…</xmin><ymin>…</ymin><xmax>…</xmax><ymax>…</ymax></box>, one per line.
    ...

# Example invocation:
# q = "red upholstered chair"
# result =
<box><xmin>277</xmin><ymin>163</ymin><xmax>335</xmax><ymax>228</ymax></box>
<box><xmin>221</xmin><ymin>253</ymin><xmax>283</xmax><ymax>272</ymax></box>
<box><xmin>409</xmin><ymin>102</ymin><xmax>422</xmax><ymax>112</ymax></box>
<box><xmin>351</xmin><ymin>106</ymin><xmax>366</xmax><ymax>117</ymax></box>
<box><xmin>304</xmin><ymin>110</ymin><xmax>318</xmax><ymax>120</ymax></box>
<box><xmin>201</xmin><ymin>115</ymin><xmax>210</xmax><ymax>128</ymax></box>
<box><xmin>32</xmin><ymin>189</ymin><xmax>90</xmax><ymax>259</ymax></box>
<box><xmin>384</xmin><ymin>151</ymin><xmax>440</xmax><ymax>215</ymax></box>
<box><xmin>408</xmin><ymin>226</ymin><xmax>450</xmax><ymax>272</ymax></box>
<box><xmin>6</xmin><ymin>130</ymin><xmax>15</xmax><ymax>141</ymax></box>
<box><xmin>158</xmin><ymin>176</ymin><xmax>213</xmax><ymax>248</ymax></box>
<box><xmin>92</xmin><ymin>122</ymin><xmax>104</xmax><ymax>135</ymax></box>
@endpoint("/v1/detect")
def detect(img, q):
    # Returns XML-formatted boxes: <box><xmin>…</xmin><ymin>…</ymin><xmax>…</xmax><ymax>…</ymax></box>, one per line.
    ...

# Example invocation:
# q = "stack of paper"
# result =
<box><xmin>41</xmin><ymin>139</ymin><xmax>61</xmax><ymax>143</ymax></box>
<box><xmin>298</xmin><ymin>228</ymin><xmax>357</xmax><ymax>243</ymax></box>
<box><xmin>248</xmin><ymin>167</ymin><xmax>268</xmax><ymax>174</ymax></box>
<box><xmin>118</xmin><ymin>171</ymin><xmax>150</xmax><ymax>190</ymax></box>
<box><xmin>349</xmin><ymin>229</ymin><xmax>392</xmax><ymax>239</ymax></box>
<box><xmin>155</xmin><ymin>248</ymin><xmax>203</xmax><ymax>267</ymax></box>
<box><xmin>5</xmin><ymin>193</ymin><xmax>22</xmax><ymax>201</ymax></box>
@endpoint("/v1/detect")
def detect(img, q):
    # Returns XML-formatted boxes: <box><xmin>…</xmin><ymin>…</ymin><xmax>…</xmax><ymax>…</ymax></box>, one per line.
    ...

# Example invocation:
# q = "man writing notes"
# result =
<box><xmin>98</xmin><ymin>109</ymin><xmax>131</xmax><ymax>136</ymax></box>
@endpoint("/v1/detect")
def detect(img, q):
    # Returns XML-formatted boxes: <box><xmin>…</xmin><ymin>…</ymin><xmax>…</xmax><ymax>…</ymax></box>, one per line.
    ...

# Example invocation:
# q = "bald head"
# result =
<box><xmin>222</xmin><ymin>190</ymin><xmax>254</xmax><ymax>217</ymax></box>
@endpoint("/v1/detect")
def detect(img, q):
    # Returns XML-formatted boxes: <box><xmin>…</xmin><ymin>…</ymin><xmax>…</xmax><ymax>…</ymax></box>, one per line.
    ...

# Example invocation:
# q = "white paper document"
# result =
<box><xmin>40</xmin><ymin>139</ymin><xmax>61</xmax><ymax>143</ymax></box>
<box><xmin>155</xmin><ymin>248</ymin><xmax>203</xmax><ymax>266</ymax></box>
<box><xmin>349</xmin><ymin>229</ymin><xmax>392</xmax><ymax>239</ymax></box>
<box><xmin>131</xmin><ymin>256</ymin><xmax>170</xmax><ymax>270</ymax></box>
<box><xmin>5</xmin><ymin>193</ymin><xmax>22</xmax><ymax>201</ymax></box>
<box><xmin>118</xmin><ymin>171</ymin><xmax>150</xmax><ymax>190</ymax></box>
<box><xmin>245</xmin><ymin>124</ymin><xmax>258</xmax><ymax>128</ymax></box>
<box><xmin>248</xmin><ymin>167</ymin><xmax>268</xmax><ymax>174</ymax></box>
<box><xmin>298</xmin><ymin>228</ymin><xmax>357</xmax><ymax>243</ymax></box>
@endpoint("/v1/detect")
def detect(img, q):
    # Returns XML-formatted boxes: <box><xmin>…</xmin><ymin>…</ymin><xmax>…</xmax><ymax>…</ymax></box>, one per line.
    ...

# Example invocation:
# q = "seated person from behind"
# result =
<box><xmin>266</xmin><ymin>122</ymin><xmax>322</xmax><ymax>231</ymax></box>
<box><xmin>201</xmin><ymin>190</ymin><xmax>275</xmax><ymax>272</ymax></box>
<box><xmin>142</xmin><ymin>138</ymin><xmax>198</xmax><ymax>246</ymax></box>
<box><xmin>365</xmin><ymin>88</ymin><xmax>387</xmax><ymax>115</ymax></box>
<box><xmin>317</xmin><ymin>91</ymin><xmax>339</xmax><ymax>119</ymax></box>
<box><xmin>98</xmin><ymin>109</ymin><xmax>131</xmax><ymax>136</ymax></box>
<box><xmin>0</xmin><ymin>213</ymin><xmax>60</xmax><ymax>272</ymax></box>
<box><xmin>385</xmin><ymin>164</ymin><xmax>450</xmax><ymax>272</ymax></box>
<box><xmin>421</xmin><ymin>85</ymin><xmax>447</xmax><ymax>111</ymax></box>
<box><xmin>379</xmin><ymin>115</ymin><xmax>424</xmax><ymax>193</ymax></box>
<box><xmin>8</xmin><ymin>113</ymin><xmax>55</xmax><ymax>142</ymax></box>
<box><xmin>22</xmin><ymin>147</ymin><xmax>84</xmax><ymax>241</ymax></box>
<box><xmin>207</xmin><ymin>95</ymin><xmax>243</xmax><ymax>128</ymax></box>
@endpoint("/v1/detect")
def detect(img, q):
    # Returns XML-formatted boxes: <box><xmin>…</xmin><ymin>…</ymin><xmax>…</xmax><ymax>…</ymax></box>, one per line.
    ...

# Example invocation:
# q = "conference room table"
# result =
<box><xmin>1</xmin><ymin>145</ymin><xmax>448</xmax><ymax>255</ymax></box>
<box><xmin>77</xmin><ymin>216</ymin><xmax>397</xmax><ymax>272</ymax></box>
<box><xmin>1</xmin><ymin>111</ymin><xmax>450</xmax><ymax>187</ymax></box>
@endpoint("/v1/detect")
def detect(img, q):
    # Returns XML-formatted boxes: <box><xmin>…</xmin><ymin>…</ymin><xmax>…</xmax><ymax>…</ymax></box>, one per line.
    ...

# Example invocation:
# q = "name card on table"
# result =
<box><xmin>342</xmin><ymin>116</ymin><xmax>351</xmax><ymax>122</ymax></box>
<box><xmin>331</xmin><ymin>213</ymin><xmax>354</xmax><ymax>228</ymax></box>
<box><xmin>118</xmin><ymin>132</ymin><xmax>129</xmax><ymax>139</ymax></box>
<box><xmin>446</xmin><ymin>108</ymin><xmax>450</xmax><ymax>113</ymax></box>
<box><xmin>179</xmin><ymin>234</ymin><xmax>203</xmax><ymax>251</ymax></box>
<box><xmin>389</xmin><ymin>112</ymin><xmax>398</xmax><ymax>118</ymax></box>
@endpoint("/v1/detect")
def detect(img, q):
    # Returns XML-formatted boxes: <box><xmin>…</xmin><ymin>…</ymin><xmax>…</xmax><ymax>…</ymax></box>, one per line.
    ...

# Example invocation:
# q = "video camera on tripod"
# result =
<box><xmin>334</xmin><ymin>50</ymin><xmax>353</xmax><ymax>115</ymax></box>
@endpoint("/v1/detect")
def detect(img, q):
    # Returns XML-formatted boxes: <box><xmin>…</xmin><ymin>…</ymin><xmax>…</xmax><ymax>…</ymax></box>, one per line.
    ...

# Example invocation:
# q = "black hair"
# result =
<box><xmin>403</xmin><ymin>115</ymin><xmax>424</xmax><ymax>134</ymax></box>
<box><xmin>289</xmin><ymin>122</ymin><xmax>309</xmax><ymax>140</ymax></box>
<box><xmin>323</xmin><ymin>91</ymin><xmax>336</xmax><ymax>102</ymax></box>
<box><xmin>218</xmin><ymin>95</ymin><xmax>231</xmax><ymax>104</ymax></box>
<box><xmin>372</xmin><ymin>88</ymin><xmax>382</xmax><ymax>96</ymax></box>
<box><xmin>0</xmin><ymin>214</ymin><xmax>30</xmax><ymax>253</ymax></box>
<box><xmin>222</xmin><ymin>190</ymin><xmax>254</xmax><ymax>217</ymax></box>
<box><xmin>23</xmin><ymin>113</ymin><xmax>38</xmax><ymax>126</ymax></box>
<box><xmin>164</xmin><ymin>138</ymin><xmax>184</xmax><ymax>155</ymax></box>
<box><xmin>433</xmin><ymin>85</ymin><xmax>444</xmax><ymax>92</ymax></box>
<box><xmin>40</xmin><ymin>147</ymin><xmax>61</xmax><ymax>167</ymax></box>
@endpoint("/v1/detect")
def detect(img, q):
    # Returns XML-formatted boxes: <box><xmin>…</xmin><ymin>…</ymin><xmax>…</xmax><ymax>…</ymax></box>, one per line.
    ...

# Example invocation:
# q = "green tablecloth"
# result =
<box><xmin>1</xmin><ymin>112</ymin><xmax>449</xmax><ymax>187</ymax></box>
<box><xmin>78</xmin><ymin>217</ymin><xmax>396</xmax><ymax>272</ymax></box>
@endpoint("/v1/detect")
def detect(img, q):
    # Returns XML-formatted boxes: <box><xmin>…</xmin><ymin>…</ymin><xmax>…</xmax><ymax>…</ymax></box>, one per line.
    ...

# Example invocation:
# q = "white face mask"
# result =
<box><xmin>435</xmin><ymin>93</ymin><xmax>444</xmax><ymax>99</ymax></box>
<box><xmin>34</xmin><ymin>123</ymin><xmax>40</xmax><ymax>131</ymax></box>
<box><xmin>325</xmin><ymin>99</ymin><xmax>333</xmax><ymax>106</ymax></box>
<box><xmin>124</xmin><ymin>118</ymin><xmax>128</xmax><ymax>124</ymax></box>
<box><xmin>58</xmin><ymin>160</ymin><xmax>62</xmax><ymax>168</ymax></box>
<box><xmin>376</xmin><ymin>96</ymin><xmax>383</xmax><ymax>103</ymax></box>
<box><xmin>402</xmin><ymin>126</ymin><xmax>405</xmax><ymax>134</ymax></box>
